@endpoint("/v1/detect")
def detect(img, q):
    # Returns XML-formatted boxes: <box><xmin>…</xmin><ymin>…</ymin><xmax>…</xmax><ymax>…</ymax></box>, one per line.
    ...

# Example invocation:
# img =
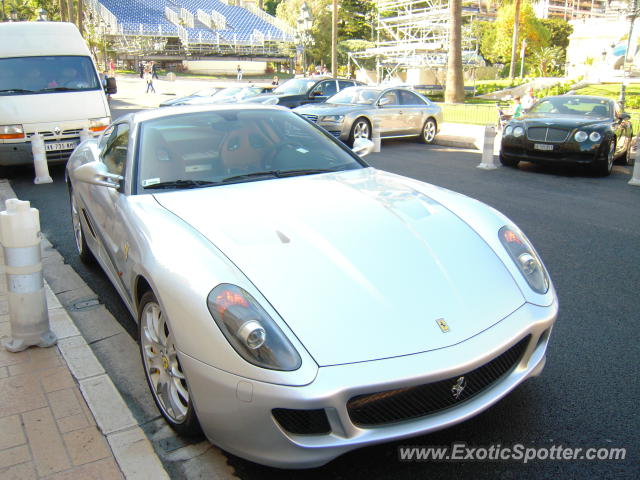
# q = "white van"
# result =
<box><xmin>0</xmin><ymin>22</ymin><xmax>110</xmax><ymax>168</ymax></box>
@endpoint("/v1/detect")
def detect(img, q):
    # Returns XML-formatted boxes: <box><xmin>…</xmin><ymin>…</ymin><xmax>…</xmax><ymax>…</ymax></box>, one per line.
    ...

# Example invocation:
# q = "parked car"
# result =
<box><xmin>242</xmin><ymin>77</ymin><xmax>363</xmax><ymax>108</ymax></box>
<box><xmin>500</xmin><ymin>95</ymin><xmax>633</xmax><ymax>175</ymax></box>
<box><xmin>159</xmin><ymin>87</ymin><xmax>222</xmax><ymax>107</ymax></box>
<box><xmin>294</xmin><ymin>86</ymin><xmax>443</xmax><ymax>145</ymax></box>
<box><xmin>66</xmin><ymin>104</ymin><xmax>557</xmax><ymax>468</ymax></box>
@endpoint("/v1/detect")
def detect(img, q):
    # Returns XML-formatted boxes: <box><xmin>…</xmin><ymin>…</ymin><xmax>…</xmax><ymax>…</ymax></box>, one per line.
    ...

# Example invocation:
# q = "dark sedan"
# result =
<box><xmin>242</xmin><ymin>77</ymin><xmax>363</xmax><ymax>108</ymax></box>
<box><xmin>500</xmin><ymin>95</ymin><xmax>633</xmax><ymax>176</ymax></box>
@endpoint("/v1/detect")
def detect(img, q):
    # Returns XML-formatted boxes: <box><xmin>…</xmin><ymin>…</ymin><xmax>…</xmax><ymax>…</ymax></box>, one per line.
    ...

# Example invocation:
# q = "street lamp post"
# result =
<box><xmin>296</xmin><ymin>2</ymin><xmax>313</xmax><ymax>74</ymax></box>
<box><xmin>620</xmin><ymin>0</ymin><xmax>639</xmax><ymax>108</ymax></box>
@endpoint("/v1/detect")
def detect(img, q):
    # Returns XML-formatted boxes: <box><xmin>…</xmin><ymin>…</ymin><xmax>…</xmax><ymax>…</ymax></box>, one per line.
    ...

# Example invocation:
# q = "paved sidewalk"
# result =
<box><xmin>0</xmin><ymin>185</ymin><xmax>168</xmax><ymax>480</ymax></box>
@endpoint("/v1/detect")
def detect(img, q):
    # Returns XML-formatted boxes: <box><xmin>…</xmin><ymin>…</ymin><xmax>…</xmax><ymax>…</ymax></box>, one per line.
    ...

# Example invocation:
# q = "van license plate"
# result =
<box><xmin>45</xmin><ymin>141</ymin><xmax>78</xmax><ymax>152</ymax></box>
<box><xmin>534</xmin><ymin>143</ymin><xmax>553</xmax><ymax>151</ymax></box>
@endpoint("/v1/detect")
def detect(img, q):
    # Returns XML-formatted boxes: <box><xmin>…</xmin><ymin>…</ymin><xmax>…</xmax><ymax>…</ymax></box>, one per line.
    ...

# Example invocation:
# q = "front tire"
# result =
<box><xmin>349</xmin><ymin>118</ymin><xmax>371</xmax><ymax>146</ymax></box>
<box><xmin>419</xmin><ymin>118</ymin><xmax>437</xmax><ymax>144</ymax></box>
<box><xmin>69</xmin><ymin>187</ymin><xmax>95</xmax><ymax>264</ymax></box>
<box><xmin>139</xmin><ymin>290</ymin><xmax>202</xmax><ymax>437</ymax></box>
<box><xmin>594</xmin><ymin>141</ymin><xmax>614</xmax><ymax>176</ymax></box>
<box><xmin>499</xmin><ymin>153</ymin><xmax>519</xmax><ymax>168</ymax></box>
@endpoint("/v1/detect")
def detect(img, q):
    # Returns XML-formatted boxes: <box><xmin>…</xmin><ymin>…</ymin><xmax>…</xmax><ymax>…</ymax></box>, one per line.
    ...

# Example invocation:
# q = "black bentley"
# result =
<box><xmin>500</xmin><ymin>95</ymin><xmax>633</xmax><ymax>176</ymax></box>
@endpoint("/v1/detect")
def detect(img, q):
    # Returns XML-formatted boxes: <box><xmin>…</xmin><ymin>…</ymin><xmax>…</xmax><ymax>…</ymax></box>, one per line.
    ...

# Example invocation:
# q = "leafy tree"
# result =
<box><xmin>530</xmin><ymin>46</ymin><xmax>563</xmax><ymax>76</ymax></box>
<box><xmin>480</xmin><ymin>0</ymin><xmax>548</xmax><ymax>66</ymax></box>
<box><xmin>264</xmin><ymin>0</ymin><xmax>283</xmax><ymax>16</ymax></box>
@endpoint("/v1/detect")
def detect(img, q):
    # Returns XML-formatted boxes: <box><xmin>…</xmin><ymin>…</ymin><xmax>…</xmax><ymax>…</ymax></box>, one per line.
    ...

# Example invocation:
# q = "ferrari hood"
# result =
<box><xmin>154</xmin><ymin>168</ymin><xmax>525</xmax><ymax>366</ymax></box>
<box><xmin>294</xmin><ymin>103</ymin><xmax>367</xmax><ymax>116</ymax></box>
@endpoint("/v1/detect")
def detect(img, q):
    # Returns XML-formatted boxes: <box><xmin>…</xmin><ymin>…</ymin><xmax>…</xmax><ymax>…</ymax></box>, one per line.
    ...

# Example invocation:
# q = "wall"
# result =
<box><xmin>183</xmin><ymin>60</ymin><xmax>268</xmax><ymax>75</ymax></box>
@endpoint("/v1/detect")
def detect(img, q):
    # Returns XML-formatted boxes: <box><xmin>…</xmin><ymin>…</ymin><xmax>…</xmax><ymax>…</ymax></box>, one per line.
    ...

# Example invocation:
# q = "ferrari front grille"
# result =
<box><xmin>527</xmin><ymin>127</ymin><xmax>570</xmax><ymax>143</ymax></box>
<box><xmin>347</xmin><ymin>335</ymin><xmax>531</xmax><ymax>427</ymax></box>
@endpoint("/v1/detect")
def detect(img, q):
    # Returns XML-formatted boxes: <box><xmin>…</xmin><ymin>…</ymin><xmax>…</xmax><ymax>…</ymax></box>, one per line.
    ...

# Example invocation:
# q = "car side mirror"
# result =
<box><xmin>352</xmin><ymin>138</ymin><xmax>375</xmax><ymax>158</ymax></box>
<box><xmin>619</xmin><ymin>112</ymin><xmax>631</xmax><ymax>121</ymax></box>
<box><xmin>71</xmin><ymin>161</ymin><xmax>122</xmax><ymax>189</ymax></box>
<box><xmin>378</xmin><ymin>97</ymin><xmax>391</xmax><ymax>107</ymax></box>
<box><xmin>310</xmin><ymin>90</ymin><xmax>323</xmax><ymax>98</ymax></box>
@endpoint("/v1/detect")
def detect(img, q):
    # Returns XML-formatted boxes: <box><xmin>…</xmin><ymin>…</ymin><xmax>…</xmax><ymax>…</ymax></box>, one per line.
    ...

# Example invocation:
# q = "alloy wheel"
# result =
<box><xmin>353</xmin><ymin>121</ymin><xmax>370</xmax><ymax>140</ymax></box>
<box><xmin>423</xmin><ymin>120</ymin><xmax>436</xmax><ymax>143</ymax></box>
<box><xmin>140</xmin><ymin>301</ymin><xmax>189</xmax><ymax>423</ymax></box>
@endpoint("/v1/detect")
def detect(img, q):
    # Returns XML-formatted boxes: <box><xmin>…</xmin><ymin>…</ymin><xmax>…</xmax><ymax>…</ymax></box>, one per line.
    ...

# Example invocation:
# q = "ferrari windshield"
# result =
<box><xmin>529</xmin><ymin>97</ymin><xmax>612</xmax><ymax>117</ymax></box>
<box><xmin>328</xmin><ymin>87</ymin><xmax>383</xmax><ymax>105</ymax></box>
<box><xmin>0</xmin><ymin>56</ymin><xmax>101</xmax><ymax>95</ymax></box>
<box><xmin>273</xmin><ymin>78</ymin><xmax>318</xmax><ymax>95</ymax></box>
<box><xmin>137</xmin><ymin>109</ymin><xmax>364</xmax><ymax>192</ymax></box>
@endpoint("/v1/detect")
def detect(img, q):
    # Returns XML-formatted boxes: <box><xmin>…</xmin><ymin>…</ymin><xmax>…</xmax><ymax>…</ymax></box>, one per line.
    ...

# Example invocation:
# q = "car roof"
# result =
<box><xmin>114</xmin><ymin>104</ymin><xmax>292</xmax><ymax>126</ymax></box>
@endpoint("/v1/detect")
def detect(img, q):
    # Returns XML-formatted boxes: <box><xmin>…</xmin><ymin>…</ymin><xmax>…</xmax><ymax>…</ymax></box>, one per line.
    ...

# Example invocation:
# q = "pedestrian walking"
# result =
<box><xmin>151</xmin><ymin>61</ymin><xmax>159</xmax><ymax>80</ymax></box>
<box><xmin>138</xmin><ymin>62</ymin><xmax>144</xmax><ymax>78</ymax></box>
<box><xmin>108</xmin><ymin>58</ymin><xmax>116</xmax><ymax>77</ymax></box>
<box><xmin>144</xmin><ymin>70</ymin><xmax>155</xmax><ymax>93</ymax></box>
<box><xmin>271</xmin><ymin>75</ymin><xmax>279</xmax><ymax>86</ymax></box>
<box><xmin>236</xmin><ymin>65</ymin><xmax>243</xmax><ymax>81</ymax></box>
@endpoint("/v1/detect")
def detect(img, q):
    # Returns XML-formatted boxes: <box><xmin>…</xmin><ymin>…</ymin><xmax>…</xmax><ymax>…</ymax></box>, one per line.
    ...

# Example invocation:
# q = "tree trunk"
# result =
<box><xmin>445</xmin><ymin>0</ymin><xmax>464</xmax><ymax>103</ymax></box>
<box><xmin>77</xmin><ymin>0</ymin><xmax>83</xmax><ymax>33</ymax></box>
<box><xmin>67</xmin><ymin>0</ymin><xmax>74</xmax><ymax>26</ymax></box>
<box><xmin>59</xmin><ymin>0</ymin><xmax>67</xmax><ymax>22</ymax></box>
<box><xmin>509</xmin><ymin>0</ymin><xmax>522</xmax><ymax>79</ymax></box>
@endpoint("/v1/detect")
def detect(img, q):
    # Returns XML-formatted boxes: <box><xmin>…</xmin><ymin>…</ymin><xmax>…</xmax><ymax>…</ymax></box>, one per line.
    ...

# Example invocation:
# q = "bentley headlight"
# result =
<box><xmin>504</xmin><ymin>125</ymin><xmax>513</xmax><ymax>136</ymax></box>
<box><xmin>513</xmin><ymin>126</ymin><xmax>524</xmax><ymax>138</ymax></box>
<box><xmin>319</xmin><ymin>115</ymin><xmax>344</xmax><ymax>123</ymax></box>
<box><xmin>589</xmin><ymin>131</ymin><xmax>601</xmax><ymax>142</ymax></box>
<box><xmin>499</xmin><ymin>226</ymin><xmax>549</xmax><ymax>294</ymax></box>
<box><xmin>574</xmin><ymin>131</ymin><xmax>588</xmax><ymax>142</ymax></box>
<box><xmin>207</xmin><ymin>284</ymin><xmax>301</xmax><ymax>370</ymax></box>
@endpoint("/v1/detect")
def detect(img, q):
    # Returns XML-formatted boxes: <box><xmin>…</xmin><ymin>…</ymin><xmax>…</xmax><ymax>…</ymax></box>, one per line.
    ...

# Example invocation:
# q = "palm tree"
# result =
<box><xmin>445</xmin><ymin>0</ymin><xmax>464</xmax><ymax>103</ymax></box>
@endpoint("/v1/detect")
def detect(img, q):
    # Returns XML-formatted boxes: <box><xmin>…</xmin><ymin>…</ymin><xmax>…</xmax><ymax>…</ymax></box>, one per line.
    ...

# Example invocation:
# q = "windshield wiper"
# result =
<box><xmin>0</xmin><ymin>88</ymin><xmax>36</xmax><ymax>93</ymax></box>
<box><xmin>143</xmin><ymin>179</ymin><xmax>220</xmax><ymax>190</ymax></box>
<box><xmin>221</xmin><ymin>168</ymin><xmax>336</xmax><ymax>184</ymax></box>
<box><xmin>41</xmin><ymin>87</ymin><xmax>76</xmax><ymax>92</ymax></box>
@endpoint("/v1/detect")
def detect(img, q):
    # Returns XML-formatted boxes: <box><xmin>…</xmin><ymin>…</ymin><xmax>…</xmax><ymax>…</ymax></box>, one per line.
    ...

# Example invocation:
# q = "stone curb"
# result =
<box><xmin>0</xmin><ymin>179</ymin><xmax>169</xmax><ymax>480</ymax></box>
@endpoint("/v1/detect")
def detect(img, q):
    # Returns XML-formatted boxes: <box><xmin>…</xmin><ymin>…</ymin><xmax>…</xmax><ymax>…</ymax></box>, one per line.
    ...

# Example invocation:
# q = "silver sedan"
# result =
<box><xmin>294</xmin><ymin>86</ymin><xmax>443</xmax><ymax>145</ymax></box>
<box><xmin>66</xmin><ymin>104</ymin><xmax>557</xmax><ymax>468</ymax></box>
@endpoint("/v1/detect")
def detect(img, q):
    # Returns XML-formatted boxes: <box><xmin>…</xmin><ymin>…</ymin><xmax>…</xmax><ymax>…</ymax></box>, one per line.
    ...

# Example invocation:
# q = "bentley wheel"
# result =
<box><xmin>349</xmin><ymin>118</ymin><xmax>371</xmax><ymax>146</ymax></box>
<box><xmin>594</xmin><ymin>142</ymin><xmax>614</xmax><ymax>176</ymax></box>
<box><xmin>139</xmin><ymin>291</ymin><xmax>202</xmax><ymax>436</ymax></box>
<box><xmin>69</xmin><ymin>188</ymin><xmax>94</xmax><ymax>264</ymax></box>
<box><xmin>499</xmin><ymin>153</ymin><xmax>519</xmax><ymax>168</ymax></box>
<box><xmin>419</xmin><ymin>118</ymin><xmax>437</xmax><ymax>144</ymax></box>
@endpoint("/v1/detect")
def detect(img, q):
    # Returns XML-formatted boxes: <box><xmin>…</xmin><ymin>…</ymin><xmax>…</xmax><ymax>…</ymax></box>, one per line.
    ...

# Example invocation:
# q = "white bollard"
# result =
<box><xmin>629</xmin><ymin>144</ymin><xmax>640</xmax><ymax>186</ymax></box>
<box><xmin>477</xmin><ymin>125</ymin><xmax>500</xmax><ymax>170</ymax></box>
<box><xmin>372</xmin><ymin>118</ymin><xmax>381</xmax><ymax>153</ymax></box>
<box><xmin>0</xmin><ymin>199</ymin><xmax>56</xmax><ymax>352</ymax></box>
<box><xmin>79</xmin><ymin>127</ymin><xmax>91</xmax><ymax>144</ymax></box>
<box><xmin>31</xmin><ymin>132</ymin><xmax>53</xmax><ymax>185</ymax></box>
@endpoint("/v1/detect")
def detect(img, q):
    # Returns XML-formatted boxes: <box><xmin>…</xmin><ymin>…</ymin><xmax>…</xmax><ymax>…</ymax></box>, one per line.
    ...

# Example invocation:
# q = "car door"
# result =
<box><xmin>376</xmin><ymin>90</ymin><xmax>404</xmax><ymax>137</ymax></box>
<box><xmin>307</xmin><ymin>80</ymin><xmax>337</xmax><ymax>104</ymax></box>
<box><xmin>87</xmin><ymin>122</ymin><xmax>132</xmax><ymax>299</ymax></box>
<box><xmin>398</xmin><ymin>89</ymin><xmax>427</xmax><ymax>135</ymax></box>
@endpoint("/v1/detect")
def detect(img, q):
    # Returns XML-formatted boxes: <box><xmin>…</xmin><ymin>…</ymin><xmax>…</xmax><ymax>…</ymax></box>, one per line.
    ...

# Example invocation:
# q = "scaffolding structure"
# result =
<box><xmin>349</xmin><ymin>0</ymin><xmax>482</xmax><ymax>83</ymax></box>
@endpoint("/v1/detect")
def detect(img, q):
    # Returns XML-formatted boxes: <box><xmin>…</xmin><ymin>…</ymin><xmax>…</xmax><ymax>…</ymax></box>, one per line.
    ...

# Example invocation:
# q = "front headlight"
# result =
<box><xmin>589</xmin><ymin>131</ymin><xmax>601</xmax><ymax>142</ymax></box>
<box><xmin>89</xmin><ymin>117</ymin><xmax>111</xmax><ymax>133</ymax></box>
<box><xmin>319</xmin><ymin>115</ymin><xmax>344</xmax><ymax>123</ymax></box>
<box><xmin>513</xmin><ymin>126</ymin><xmax>524</xmax><ymax>138</ymax></box>
<box><xmin>574</xmin><ymin>131</ymin><xmax>588</xmax><ymax>142</ymax></box>
<box><xmin>504</xmin><ymin>125</ymin><xmax>513</xmax><ymax>136</ymax></box>
<box><xmin>499</xmin><ymin>226</ymin><xmax>549</xmax><ymax>294</ymax></box>
<box><xmin>207</xmin><ymin>284</ymin><xmax>301</xmax><ymax>371</ymax></box>
<box><xmin>0</xmin><ymin>124</ymin><xmax>25</xmax><ymax>140</ymax></box>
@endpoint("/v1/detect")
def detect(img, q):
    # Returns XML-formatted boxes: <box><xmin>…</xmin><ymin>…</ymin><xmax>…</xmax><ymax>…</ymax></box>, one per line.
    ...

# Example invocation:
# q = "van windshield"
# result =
<box><xmin>0</xmin><ymin>56</ymin><xmax>100</xmax><ymax>95</ymax></box>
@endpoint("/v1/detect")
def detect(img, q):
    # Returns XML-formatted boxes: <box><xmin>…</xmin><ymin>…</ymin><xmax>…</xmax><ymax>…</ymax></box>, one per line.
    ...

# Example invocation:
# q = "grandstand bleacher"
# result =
<box><xmin>88</xmin><ymin>0</ymin><xmax>295</xmax><ymax>56</ymax></box>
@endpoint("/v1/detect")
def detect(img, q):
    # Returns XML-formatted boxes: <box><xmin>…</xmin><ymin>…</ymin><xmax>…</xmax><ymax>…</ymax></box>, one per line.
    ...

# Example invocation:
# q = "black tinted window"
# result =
<box><xmin>338</xmin><ymin>80</ymin><xmax>356</xmax><ymax>90</ymax></box>
<box><xmin>316</xmin><ymin>81</ymin><xmax>337</xmax><ymax>97</ymax></box>
<box><xmin>399</xmin><ymin>90</ymin><xmax>426</xmax><ymax>105</ymax></box>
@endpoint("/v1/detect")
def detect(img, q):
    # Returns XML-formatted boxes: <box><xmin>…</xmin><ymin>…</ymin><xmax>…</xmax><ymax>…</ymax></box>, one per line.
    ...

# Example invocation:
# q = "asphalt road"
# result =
<box><xmin>7</xmin><ymin>119</ymin><xmax>640</xmax><ymax>478</ymax></box>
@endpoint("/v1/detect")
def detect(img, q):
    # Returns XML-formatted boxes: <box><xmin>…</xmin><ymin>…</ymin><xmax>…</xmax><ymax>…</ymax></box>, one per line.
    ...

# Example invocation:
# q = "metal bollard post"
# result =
<box><xmin>371</xmin><ymin>118</ymin><xmax>382</xmax><ymax>153</ymax></box>
<box><xmin>477</xmin><ymin>125</ymin><xmax>500</xmax><ymax>170</ymax></box>
<box><xmin>0</xmin><ymin>199</ymin><xmax>56</xmax><ymax>352</ymax></box>
<box><xmin>31</xmin><ymin>132</ymin><xmax>53</xmax><ymax>185</ymax></box>
<box><xmin>629</xmin><ymin>143</ymin><xmax>640</xmax><ymax>186</ymax></box>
